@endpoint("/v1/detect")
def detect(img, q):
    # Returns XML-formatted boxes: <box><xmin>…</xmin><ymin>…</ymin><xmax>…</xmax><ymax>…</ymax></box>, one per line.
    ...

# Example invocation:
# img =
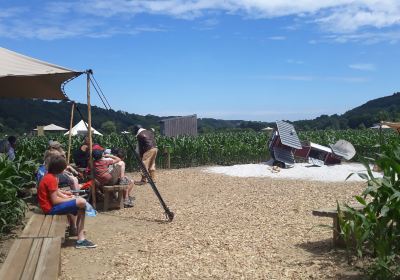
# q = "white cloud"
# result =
<box><xmin>252</xmin><ymin>74</ymin><xmax>368</xmax><ymax>83</ymax></box>
<box><xmin>324</xmin><ymin>31</ymin><xmax>400</xmax><ymax>44</ymax></box>
<box><xmin>349</xmin><ymin>63</ymin><xmax>376</xmax><ymax>71</ymax></box>
<box><xmin>1</xmin><ymin>1</ymin><xmax>400</xmax><ymax>40</ymax></box>
<box><xmin>70</xmin><ymin>0</ymin><xmax>400</xmax><ymax>33</ymax></box>
<box><xmin>193</xmin><ymin>18</ymin><xmax>219</xmax><ymax>30</ymax></box>
<box><xmin>0</xmin><ymin>7</ymin><xmax>27</xmax><ymax>19</ymax></box>
<box><xmin>286</xmin><ymin>59</ymin><xmax>304</xmax><ymax>64</ymax></box>
<box><xmin>255</xmin><ymin>75</ymin><xmax>314</xmax><ymax>81</ymax></box>
<box><xmin>268</xmin><ymin>36</ymin><xmax>286</xmax><ymax>40</ymax></box>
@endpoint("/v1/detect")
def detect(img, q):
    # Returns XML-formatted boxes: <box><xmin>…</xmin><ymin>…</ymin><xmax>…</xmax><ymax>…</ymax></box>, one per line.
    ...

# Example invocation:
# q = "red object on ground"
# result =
<box><xmin>80</xmin><ymin>179</ymin><xmax>94</xmax><ymax>190</ymax></box>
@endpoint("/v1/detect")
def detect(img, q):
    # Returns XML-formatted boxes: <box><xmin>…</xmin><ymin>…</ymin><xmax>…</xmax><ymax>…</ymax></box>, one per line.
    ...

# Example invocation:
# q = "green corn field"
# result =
<box><xmin>12</xmin><ymin>129</ymin><xmax>400</xmax><ymax>170</ymax></box>
<box><xmin>14</xmin><ymin>132</ymin><xmax>271</xmax><ymax>170</ymax></box>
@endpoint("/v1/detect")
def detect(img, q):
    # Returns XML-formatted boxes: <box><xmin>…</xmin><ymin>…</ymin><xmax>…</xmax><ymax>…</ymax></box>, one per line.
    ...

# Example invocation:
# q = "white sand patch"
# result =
<box><xmin>204</xmin><ymin>161</ymin><xmax>382</xmax><ymax>182</ymax></box>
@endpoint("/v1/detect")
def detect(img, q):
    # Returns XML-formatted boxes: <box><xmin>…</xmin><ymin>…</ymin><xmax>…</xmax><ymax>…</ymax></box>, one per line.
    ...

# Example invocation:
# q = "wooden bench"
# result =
<box><xmin>0</xmin><ymin>237</ymin><xmax>62</xmax><ymax>280</ymax></box>
<box><xmin>313</xmin><ymin>205</ymin><xmax>365</xmax><ymax>247</ymax></box>
<box><xmin>0</xmin><ymin>213</ymin><xmax>68</xmax><ymax>279</ymax></box>
<box><xmin>20</xmin><ymin>214</ymin><xmax>69</xmax><ymax>243</ymax></box>
<box><xmin>103</xmin><ymin>185</ymin><xmax>128</xmax><ymax>211</ymax></box>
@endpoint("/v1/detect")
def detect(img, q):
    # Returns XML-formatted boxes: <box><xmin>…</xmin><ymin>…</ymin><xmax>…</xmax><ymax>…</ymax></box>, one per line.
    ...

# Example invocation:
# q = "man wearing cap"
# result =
<box><xmin>133</xmin><ymin>125</ymin><xmax>158</xmax><ymax>185</ymax></box>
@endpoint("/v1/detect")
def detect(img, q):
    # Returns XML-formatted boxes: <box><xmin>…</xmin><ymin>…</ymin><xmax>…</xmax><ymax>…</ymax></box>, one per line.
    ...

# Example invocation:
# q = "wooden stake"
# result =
<box><xmin>66</xmin><ymin>102</ymin><xmax>75</xmax><ymax>165</ymax></box>
<box><xmin>87</xmin><ymin>72</ymin><xmax>96</xmax><ymax>208</ymax></box>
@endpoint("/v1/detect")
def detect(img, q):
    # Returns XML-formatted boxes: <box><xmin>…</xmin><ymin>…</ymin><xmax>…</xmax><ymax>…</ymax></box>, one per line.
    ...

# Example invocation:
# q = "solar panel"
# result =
<box><xmin>308</xmin><ymin>157</ymin><xmax>324</xmax><ymax>167</ymax></box>
<box><xmin>273</xmin><ymin>146</ymin><xmax>295</xmax><ymax>165</ymax></box>
<box><xmin>276</xmin><ymin>121</ymin><xmax>302</xmax><ymax>149</ymax></box>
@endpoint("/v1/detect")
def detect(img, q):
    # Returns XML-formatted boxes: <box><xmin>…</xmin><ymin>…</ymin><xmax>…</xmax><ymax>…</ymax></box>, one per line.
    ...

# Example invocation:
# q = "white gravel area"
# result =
<box><xmin>205</xmin><ymin>161</ymin><xmax>382</xmax><ymax>182</ymax></box>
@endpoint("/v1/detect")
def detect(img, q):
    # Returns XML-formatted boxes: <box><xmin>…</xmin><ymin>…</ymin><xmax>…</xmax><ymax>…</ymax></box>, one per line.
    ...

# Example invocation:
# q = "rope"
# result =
<box><xmin>89</xmin><ymin>77</ymin><xmax>109</xmax><ymax>110</ymax></box>
<box><xmin>91</xmin><ymin>74</ymin><xmax>112</xmax><ymax>109</ymax></box>
<box><xmin>88</xmin><ymin>73</ymin><xmax>174</xmax><ymax>222</ymax></box>
<box><xmin>75</xmin><ymin>103</ymin><xmax>89</xmax><ymax>130</ymax></box>
<box><xmin>61</xmin><ymin>72</ymin><xmax>84</xmax><ymax>100</ymax></box>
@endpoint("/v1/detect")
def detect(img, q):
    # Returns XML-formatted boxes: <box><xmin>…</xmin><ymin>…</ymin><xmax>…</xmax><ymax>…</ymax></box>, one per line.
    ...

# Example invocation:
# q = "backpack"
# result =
<box><xmin>35</xmin><ymin>164</ymin><xmax>47</xmax><ymax>186</ymax></box>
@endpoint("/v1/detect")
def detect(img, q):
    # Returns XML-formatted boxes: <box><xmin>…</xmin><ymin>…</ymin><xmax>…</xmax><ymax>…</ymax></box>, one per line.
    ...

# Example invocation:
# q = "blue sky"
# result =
<box><xmin>1</xmin><ymin>0</ymin><xmax>400</xmax><ymax>122</ymax></box>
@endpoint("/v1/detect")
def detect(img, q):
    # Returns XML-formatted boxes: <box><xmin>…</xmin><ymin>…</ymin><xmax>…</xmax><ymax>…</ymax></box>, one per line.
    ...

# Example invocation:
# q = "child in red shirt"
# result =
<box><xmin>38</xmin><ymin>155</ymin><xmax>96</xmax><ymax>249</ymax></box>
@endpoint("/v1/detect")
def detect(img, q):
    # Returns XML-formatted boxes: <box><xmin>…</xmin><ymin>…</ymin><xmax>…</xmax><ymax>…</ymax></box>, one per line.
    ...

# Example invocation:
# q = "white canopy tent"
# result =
<box><xmin>261</xmin><ymin>127</ymin><xmax>273</xmax><ymax>131</ymax></box>
<box><xmin>64</xmin><ymin>120</ymin><xmax>103</xmax><ymax>136</ymax></box>
<box><xmin>33</xmin><ymin>124</ymin><xmax>68</xmax><ymax>131</ymax></box>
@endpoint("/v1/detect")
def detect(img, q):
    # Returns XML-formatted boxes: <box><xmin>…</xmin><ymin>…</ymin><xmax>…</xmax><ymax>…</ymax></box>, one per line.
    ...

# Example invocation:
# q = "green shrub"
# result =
<box><xmin>0</xmin><ymin>155</ymin><xmax>37</xmax><ymax>234</ymax></box>
<box><xmin>339</xmin><ymin>143</ymin><xmax>400</xmax><ymax>279</ymax></box>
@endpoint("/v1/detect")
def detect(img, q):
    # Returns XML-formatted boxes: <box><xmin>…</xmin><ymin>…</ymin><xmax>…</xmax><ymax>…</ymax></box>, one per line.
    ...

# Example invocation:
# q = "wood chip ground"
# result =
<box><xmin>59</xmin><ymin>167</ymin><xmax>366</xmax><ymax>280</ymax></box>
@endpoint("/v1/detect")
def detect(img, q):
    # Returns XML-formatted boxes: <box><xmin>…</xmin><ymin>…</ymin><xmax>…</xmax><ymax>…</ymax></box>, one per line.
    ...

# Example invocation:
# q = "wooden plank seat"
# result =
<box><xmin>0</xmin><ymin>237</ymin><xmax>62</xmax><ymax>280</ymax></box>
<box><xmin>102</xmin><ymin>185</ymin><xmax>128</xmax><ymax>211</ymax></box>
<box><xmin>312</xmin><ymin>205</ymin><xmax>365</xmax><ymax>247</ymax></box>
<box><xmin>20</xmin><ymin>214</ymin><xmax>69</xmax><ymax>243</ymax></box>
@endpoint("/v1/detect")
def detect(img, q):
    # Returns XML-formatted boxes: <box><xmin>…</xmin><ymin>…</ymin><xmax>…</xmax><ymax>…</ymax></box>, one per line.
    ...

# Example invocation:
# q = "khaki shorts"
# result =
<box><xmin>108</xmin><ymin>164</ymin><xmax>121</xmax><ymax>185</ymax></box>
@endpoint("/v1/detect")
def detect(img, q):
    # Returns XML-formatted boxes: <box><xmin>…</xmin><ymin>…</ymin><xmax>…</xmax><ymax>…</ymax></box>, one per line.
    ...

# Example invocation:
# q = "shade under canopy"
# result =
<box><xmin>0</xmin><ymin>47</ymin><xmax>83</xmax><ymax>100</ymax></box>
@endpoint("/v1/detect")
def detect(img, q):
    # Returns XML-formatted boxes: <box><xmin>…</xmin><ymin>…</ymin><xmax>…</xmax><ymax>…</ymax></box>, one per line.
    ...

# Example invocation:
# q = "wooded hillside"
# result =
<box><xmin>0</xmin><ymin>92</ymin><xmax>399</xmax><ymax>134</ymax></box>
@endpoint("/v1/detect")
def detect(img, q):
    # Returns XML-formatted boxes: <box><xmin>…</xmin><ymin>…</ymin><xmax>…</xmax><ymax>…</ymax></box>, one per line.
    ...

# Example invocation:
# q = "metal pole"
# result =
<box><xmin>67</xmin><ymin>102</ymin><xmax>75</xmax><ymax>164</ymax></box>
<box><xmin>87</xmin><ymin>71</ymin><xmax>96</xmax><ymax>208</ymax></box>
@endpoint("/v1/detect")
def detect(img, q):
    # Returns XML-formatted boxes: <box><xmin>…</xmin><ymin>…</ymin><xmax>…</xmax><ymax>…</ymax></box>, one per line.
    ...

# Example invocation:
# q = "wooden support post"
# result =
<box><xmin>164</xmin><ymin>147</ymin><xmax>171</xmax><ymax>169</ymax></box>
<box><xmin>66</xmin><ymin>102</ymin><xmax>75</xmax><ymax>165</ymax></box>
<box><xmin>167</xmin><ymin>147</ymin><xmax>171</xmax><ymax>169</ymax></box>
<box><xmin>36</xmin><ymin>126</ymin><xmax>45</xmax><ymax>136</ymax></box>
<box><xmin>87</xmin><ymin>72</ymin><xmax>96</xmax><ymax>208</ymax></box>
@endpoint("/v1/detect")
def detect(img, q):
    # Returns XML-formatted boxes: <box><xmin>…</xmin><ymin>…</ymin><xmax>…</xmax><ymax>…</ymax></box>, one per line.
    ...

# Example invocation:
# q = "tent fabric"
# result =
<box><xmin>33</xmin><ymin>124</ymin><xmax>67</xmax><ymax>131</ymax></box>
<box><xmin>64</xmin><ymin>120</ymin><xmax>103</xmax><ymax>136</ymax></box>
<box><xmin>0</xmin><ymin>47</ymin><xmax>83</xmax><ymax>100</ymax></box>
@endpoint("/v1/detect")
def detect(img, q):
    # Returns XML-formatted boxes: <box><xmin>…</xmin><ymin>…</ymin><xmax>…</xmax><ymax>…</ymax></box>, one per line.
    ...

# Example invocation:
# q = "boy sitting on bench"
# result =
<box><xmin>92</xmin><ymin>148</ymin><xmax>134</xmax><ymax>207</ymax></box>
<box><xmin>37</xmin><ymin>155</ymin><xmax>97</xmax><ymax>249</ymax></box>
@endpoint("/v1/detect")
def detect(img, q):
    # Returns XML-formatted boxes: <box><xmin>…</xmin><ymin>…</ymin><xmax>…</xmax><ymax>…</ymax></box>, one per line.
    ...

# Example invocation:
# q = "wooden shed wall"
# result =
<box><xmin>160</xmin><ymin>115</ymin><xmax>198</xmax><ymax>137</ymax></box>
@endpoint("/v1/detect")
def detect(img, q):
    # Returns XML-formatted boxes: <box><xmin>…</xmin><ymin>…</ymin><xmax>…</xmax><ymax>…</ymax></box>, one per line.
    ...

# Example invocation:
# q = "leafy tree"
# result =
<box><xmin>101</xmin><ymin>121</ymin><xmax>116</xmax><ymax>134</ymax></box>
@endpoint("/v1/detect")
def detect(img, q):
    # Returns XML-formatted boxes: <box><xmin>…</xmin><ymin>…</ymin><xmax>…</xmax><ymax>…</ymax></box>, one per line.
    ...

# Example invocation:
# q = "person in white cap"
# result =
<box><xmin>133</xmin><ymin>124</ymin><xmax>158</xmax><ymax>185</ymax></box>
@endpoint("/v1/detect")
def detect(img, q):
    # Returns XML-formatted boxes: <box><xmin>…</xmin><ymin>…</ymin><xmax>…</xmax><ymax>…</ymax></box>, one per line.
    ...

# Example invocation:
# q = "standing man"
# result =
<box><xmin>133</xmin><ymin>124</ymin><xmax>158</xmax><ymax>185</ymax></box>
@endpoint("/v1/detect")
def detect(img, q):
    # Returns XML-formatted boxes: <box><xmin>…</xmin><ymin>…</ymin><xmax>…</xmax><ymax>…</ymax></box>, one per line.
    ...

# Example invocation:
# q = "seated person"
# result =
<box><xmin>37</xmin><ymin>155</ymin><xmax>96</xmax><ymax>249</ymax></box>
<box><xmin>73</xmin><ymin>136</ymin><xmax>90</xmax><ymax>168</ymax></box>
<box><xmin>92</xmin><ymin>149</ymin><xmax>134</xmax><ymax>207</ymax></box>
<box><xmin>44</xmin><ymin>141</ymin><xmax>80</xmax><ymax>190</ymax></box>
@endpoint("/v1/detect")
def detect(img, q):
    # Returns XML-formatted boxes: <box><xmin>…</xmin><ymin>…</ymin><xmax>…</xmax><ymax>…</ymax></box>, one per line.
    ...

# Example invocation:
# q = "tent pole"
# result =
<box><xmin>87</xmin><ymin>71</ymin><xmax>96</xmax><ymax>208</ymax></box>
<box><xmin>67</xmin><ymin>102</ymin><xmax>75</xmax><ymax>165</ymax></box>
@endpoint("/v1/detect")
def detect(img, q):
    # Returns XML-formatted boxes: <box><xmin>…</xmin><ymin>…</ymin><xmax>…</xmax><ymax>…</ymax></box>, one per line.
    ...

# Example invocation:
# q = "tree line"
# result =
<box><xmin>1</xmin><ymin>92</ymin><xmax>399</xmax><ymax>135</ymax></box>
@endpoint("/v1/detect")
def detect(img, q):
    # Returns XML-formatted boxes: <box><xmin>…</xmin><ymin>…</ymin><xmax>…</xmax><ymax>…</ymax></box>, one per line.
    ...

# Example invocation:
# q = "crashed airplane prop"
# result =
<box><xmin>268</xmin><ymin>121</ymin><xmax>356</xmax><ymax>168</ymax></box>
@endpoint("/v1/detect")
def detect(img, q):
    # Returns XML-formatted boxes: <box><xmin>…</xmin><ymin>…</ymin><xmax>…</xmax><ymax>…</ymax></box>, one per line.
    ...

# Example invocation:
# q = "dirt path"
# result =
<box><xmin>60</xmin><ymin>167</ymin><xmax>366</xmax><ymax>279</ymax></box>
